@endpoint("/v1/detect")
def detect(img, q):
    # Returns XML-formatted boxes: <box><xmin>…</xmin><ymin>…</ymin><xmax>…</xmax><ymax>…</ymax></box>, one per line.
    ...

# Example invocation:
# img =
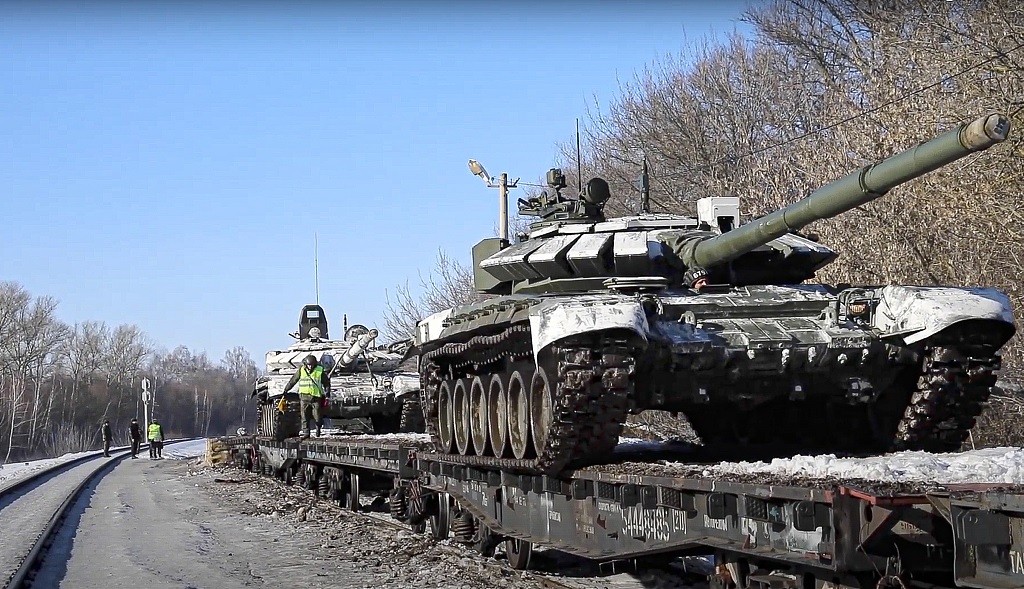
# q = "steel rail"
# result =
<box><xmin>3</xmin><ymin>438</ymin><xmax>196</xmax><ymax>589</ymax></box>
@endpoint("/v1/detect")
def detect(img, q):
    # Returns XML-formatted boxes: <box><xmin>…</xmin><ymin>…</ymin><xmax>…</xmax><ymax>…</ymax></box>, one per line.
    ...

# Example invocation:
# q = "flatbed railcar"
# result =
<box><xmin>219</xmin><ymin>435</ymin><xmax>1024</xmax><ymax>589</ymax></box>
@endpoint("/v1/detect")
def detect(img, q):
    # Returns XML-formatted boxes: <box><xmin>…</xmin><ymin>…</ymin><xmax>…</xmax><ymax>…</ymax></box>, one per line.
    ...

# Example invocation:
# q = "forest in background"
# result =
<box><xmin>0</xmin><ymin>281</ymin><xmax>257</xmax><ymax>462</ymax></box>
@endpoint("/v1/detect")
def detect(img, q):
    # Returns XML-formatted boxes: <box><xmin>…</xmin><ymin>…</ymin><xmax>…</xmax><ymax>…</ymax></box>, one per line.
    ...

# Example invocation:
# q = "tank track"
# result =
<box><xmin>894</xmin><ymin>346</ymin><xmax>999</xmax><ymax>452</ymax></box>
<box><xmin>420</xmin><ymin>324</ymin><xmax>635</xmax><ymax>474</ymax></box>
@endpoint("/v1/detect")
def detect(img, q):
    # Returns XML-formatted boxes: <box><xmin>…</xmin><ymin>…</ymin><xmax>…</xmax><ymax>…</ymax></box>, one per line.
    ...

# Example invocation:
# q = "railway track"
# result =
<box><xmin>0</xmin><ymin>449</ymin><xmax>131</xmax><ymax>588</ymax></box>
<box><xmin>0</xmin><ymin>440</ymin><xmax>194</xmax><ymax>589</ymax></box>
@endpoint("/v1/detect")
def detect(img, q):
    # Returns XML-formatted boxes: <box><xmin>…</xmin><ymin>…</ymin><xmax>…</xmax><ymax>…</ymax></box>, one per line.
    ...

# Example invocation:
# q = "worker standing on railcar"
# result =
<box><xmin>282</xmin><ymin>354</ymin><xmax>331</xmax><ymax>438</ymax></box>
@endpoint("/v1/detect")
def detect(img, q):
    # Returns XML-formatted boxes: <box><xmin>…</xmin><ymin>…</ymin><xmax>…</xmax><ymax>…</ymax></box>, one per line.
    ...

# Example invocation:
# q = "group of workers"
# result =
<box><xmin>97</xmin><ymin>352</ymin><xmax>329</xmax><ymax>456</ymax></box>
<box><xmin>100</xmin><ymin>417</ymin><xmax>165</xmax><ymax>459</ymax></box>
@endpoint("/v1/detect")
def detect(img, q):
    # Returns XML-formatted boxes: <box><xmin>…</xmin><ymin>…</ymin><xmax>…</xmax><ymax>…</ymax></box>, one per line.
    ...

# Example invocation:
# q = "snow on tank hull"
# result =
<box><xmin>420</xmin><ymin>283</ymin><xmax>1014</xmax><ymax>470</ymax></box>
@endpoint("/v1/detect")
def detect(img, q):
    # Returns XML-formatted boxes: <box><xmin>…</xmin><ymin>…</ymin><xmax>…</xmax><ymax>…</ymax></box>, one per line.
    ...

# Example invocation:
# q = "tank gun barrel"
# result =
<box><xmin>691</xmin><ymin>113</ymin><xmax>1010</xmax><ymax>269</ymax></box>
<box><xmin>339</xmin><ymin>329</ymin><xmax>378</xmax><ymax>366</ymax></box>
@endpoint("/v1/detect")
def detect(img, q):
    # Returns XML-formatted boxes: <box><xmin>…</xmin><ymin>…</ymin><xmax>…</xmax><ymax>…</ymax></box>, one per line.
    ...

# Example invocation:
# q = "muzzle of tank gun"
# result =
<box><xmin>960</xmin><ymin>113</ymin><xmax>1010</xmax><ymax>150</ymax></box>
<box><xmin>340</xmin><ymin>329</ymin><xmax>378</xmax><ymax>365</ymax></box>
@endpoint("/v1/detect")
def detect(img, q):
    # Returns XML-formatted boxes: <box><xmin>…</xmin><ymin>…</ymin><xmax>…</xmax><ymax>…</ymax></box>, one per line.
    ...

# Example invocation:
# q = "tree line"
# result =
<box><xmin>0</xmin><ymin>281</ymin><xmax>258</xmax><ymax>462</ymax></box>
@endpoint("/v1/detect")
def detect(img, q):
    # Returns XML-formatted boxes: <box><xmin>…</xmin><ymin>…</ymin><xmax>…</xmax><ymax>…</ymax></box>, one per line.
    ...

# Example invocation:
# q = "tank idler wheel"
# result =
<box><xmin>507</xmin><ymin>369</ymin><xmax>534</xmax><ymax>460</ymax></box>
<box><xmin>469</xmin><ymin>376</ymin><xmax>490</xmax><ymax>456</ymax></box>
<box><xmin>428</xmin><ymin>492</ymin><xmax>451</xmax><ymax>540</ymax></box>
<box><xmin>437</xmin><ymin>380</ymin><xmax>455</xmax><ymax>453</ymax></box>
<box><xmin>487</xmin><ymin>373</ymin><xmax>509</xmax><ymax>458</ymax></box>
<box><xmin>453</xmin><ymin>378</ymin><xmax>472</xmax><ymax>455</ymax></box>
<box><xmin>529</xmin><ymin>365</ymin><xmax>554</xmax><ymax>457</ymax></box>
<box><xmin>505</xmin><ymin>538</ymin><xmax>533</xmax><ymax>570</ymax></box>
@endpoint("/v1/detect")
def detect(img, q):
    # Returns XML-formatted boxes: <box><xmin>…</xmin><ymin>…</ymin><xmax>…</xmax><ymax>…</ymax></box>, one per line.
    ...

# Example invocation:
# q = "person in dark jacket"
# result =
<box><xmin>101</xmin><ymin>419</ymin><xmax>112</xmax><ymax>457</ymax></box>
<box><xmin>282</xmin><ymin>354</ymin><xmax>331</xmax><ymax>437</ymax></box>
<box><xmin>128</xmin><ymin>418</ymin><xmax>142</xmax><ymax>459</ymax></box>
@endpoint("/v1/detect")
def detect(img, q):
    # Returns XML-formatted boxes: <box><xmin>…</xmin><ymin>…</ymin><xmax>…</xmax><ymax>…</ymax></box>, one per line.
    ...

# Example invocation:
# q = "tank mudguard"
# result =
<box><xmin>528</xmin><ymin>298</ymin><xmax>649</xmax><ymax>355</ymax></box>
<box><xmin>873</xmin><ymin>285</ymin><xmax>1016</xmax><ymax>344</ymax></box>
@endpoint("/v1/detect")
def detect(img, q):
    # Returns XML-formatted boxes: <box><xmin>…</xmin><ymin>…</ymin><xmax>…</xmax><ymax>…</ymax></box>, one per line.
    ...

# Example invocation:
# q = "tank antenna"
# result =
<box><xmin>640</xmin><ymin>155</ymin><xmax>651</xmax><ymax>214</ymax></box>
<box><xmin>576</xmin><ymin>118</ymin><xmax>583</xmax><ymax>192</ymax></box>
<box><xmin>314</xmin><ymin>232</ymin><xmax>320</xmax><ymax>305</ymax></box>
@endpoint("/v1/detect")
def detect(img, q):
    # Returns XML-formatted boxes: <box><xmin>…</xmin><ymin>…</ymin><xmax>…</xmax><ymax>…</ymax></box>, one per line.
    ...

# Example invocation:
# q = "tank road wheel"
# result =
<box><xmin>453</xmin><ymin>378</ymin><xmax>472</xmax><ymax>456</ymax></box>
<box><xmin>529</xmin><ymin>365</ymin><xmax>554</xmax><ymax>456</ymax></box>
<box><xmin>437</xmin><ymin>380</ymin><xmax>455</xmax><ymax>453</ymax></box>
<box><xmin>504</xmin><ymin>538</ymin><xmax>533</xmax><ymax>570</ymax></box>
<box><xmin>507</xmin><ymin>369</ymin><xmax>534</xmax><ymax>460</ymax></box>
<box><xmin>429</xmin><ymin>492</ymin><xmax>451</xmax><ymax>540</ymax></box>
<box><xmin>469</xmin><ymin>376</ymin><xmax>490</xmax><ymax>456</ymax></box>
<box><xmin>487</xmin><ymin>373</ymin><xmax>509</xmax><ymax>458</ymax></box>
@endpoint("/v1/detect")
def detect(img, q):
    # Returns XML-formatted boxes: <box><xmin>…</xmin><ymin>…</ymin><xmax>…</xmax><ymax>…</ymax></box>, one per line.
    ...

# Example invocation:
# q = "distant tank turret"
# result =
<box><xmin>253</xmin><ymin>305</ymin><xmax>423</xmax><ymax>440</ymax></box>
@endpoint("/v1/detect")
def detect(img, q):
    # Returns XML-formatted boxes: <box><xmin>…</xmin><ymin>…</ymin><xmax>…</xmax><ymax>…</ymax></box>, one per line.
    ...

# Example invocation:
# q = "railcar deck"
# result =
<box><xmin>218</xmin><ymin>435</ymin><xmax>1024</xmax><ymax>589</ymax></box>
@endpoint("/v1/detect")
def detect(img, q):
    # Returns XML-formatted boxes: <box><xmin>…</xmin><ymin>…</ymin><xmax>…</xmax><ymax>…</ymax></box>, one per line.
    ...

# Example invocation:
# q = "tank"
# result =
<box><xmin>253</xmin><ymin>304</ymin><xmax>424</xmax><ymax>440</ymax></box>
<box><xmin>416</xmin><ymin>113</ymin><xmax>1016</xmax><ymax>474</ymax></box>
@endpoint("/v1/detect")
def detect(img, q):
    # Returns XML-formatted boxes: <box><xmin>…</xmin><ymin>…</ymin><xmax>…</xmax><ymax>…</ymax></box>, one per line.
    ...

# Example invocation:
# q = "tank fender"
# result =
<box><xmin>872</xmin><ymin>285</ymin><xmax>1015</xmax><ymax>345</ymax></box>
<box><xmin>528</xmin><ymin>298</ymin><xmax>649</xmax><ymax>357</ymax></box>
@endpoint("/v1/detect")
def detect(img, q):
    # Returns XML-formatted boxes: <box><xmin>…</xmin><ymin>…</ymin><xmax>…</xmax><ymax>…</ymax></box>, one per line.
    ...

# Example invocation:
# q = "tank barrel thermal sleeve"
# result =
<box><xmin>689</xmin><ymin>113</ymin><xmax>1010</xmax><ymax>269</ymax></box>
<box><xmin>339</xmin><ymin>329</ymin><xmax>379</xmax><ymax>365</ymax></box>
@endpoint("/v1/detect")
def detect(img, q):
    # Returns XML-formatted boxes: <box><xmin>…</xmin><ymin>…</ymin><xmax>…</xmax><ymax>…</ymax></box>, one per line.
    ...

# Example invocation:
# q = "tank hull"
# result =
<box><xmin>418</xmin><ymin>284</ymin><xmax>1014</xmax><ymax>472</ymax></box>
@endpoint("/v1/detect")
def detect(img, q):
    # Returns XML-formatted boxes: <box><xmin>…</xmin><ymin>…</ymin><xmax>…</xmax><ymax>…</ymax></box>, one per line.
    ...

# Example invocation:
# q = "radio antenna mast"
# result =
<box><xmin>576</xmin><ymin>118</ymin><xmax>583</xmax><ymax>192</ymax></box>
<box><xmin>314</xmin><ymin>233</ymin><xmax>320</xmax><ymax>305</ymax></box>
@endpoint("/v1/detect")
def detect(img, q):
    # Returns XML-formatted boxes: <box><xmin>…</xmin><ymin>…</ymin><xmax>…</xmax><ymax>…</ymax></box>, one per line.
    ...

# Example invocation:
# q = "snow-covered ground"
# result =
<box><xmin>162</xmin><ymin>439</ymin><xmax>209</xmax><ymax>459</ymax></box>
<box><xmin>0</xmin><ymin>440</ymin><xmax>207</xmax><ymax>489</ymax></box>
<box><xmin>676</xmin><ymin>447</ymin><xmax>1024</xmax><ymax>485</ymax></box>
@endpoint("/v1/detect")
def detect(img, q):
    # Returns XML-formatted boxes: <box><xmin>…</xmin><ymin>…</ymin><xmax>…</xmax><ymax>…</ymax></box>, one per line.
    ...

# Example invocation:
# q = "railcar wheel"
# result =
<box><xmin>469</xmin><ymin>376</ymin><xmax>489</xmax><ymax>456</ymax></box>
<box><xmin>505</xmin><ymin>538</ymin><xmax>533</xmax><ymax>570</ymax></box>
<box><xmin>507</xmin><ymin>369</ymin><xmax>534</xmax><ymax>459</ymax></box>
<box><xmin>453</xmin><ymin>378</ymin><xmax>471</xmax><ymax>455</ymax></box>
<box><xmin>529</xmin><ymin>366</ymin><xmax>554</xmax><ymax>456</ymax></box>
<box><xmin>429</xmin><ymin>492</ymin><xmax>451</xmax><ymax>540</ymax></box>
<box><xmin>487</xmin><ymin>373</ymin><xmax>509</xmax><ymax>458</ymax></box>
<box><xmin>437</xmin><ymin>380</ymin><xmax>455</xmax><ymax>453</ymax></box>
<box><xmin>347</xmin><ymin>471</ymin><xmax>361</xmax><ymax>512</ymax></box>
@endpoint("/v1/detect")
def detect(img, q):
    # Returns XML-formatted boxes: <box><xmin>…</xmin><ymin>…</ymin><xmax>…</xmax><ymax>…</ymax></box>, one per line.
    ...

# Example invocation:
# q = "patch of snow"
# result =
<box><xmin>163</xmin><ymin>439</ymin><xmax>209</xmax><ymax>459</ymax></box>
<box><xmin>0</xmin><ymin>450</ymin><xmax>97</xmax><ymax>487</ymax></box>
<box><xmin>323</xmin><ymin>432</ymin><xmax>432</xmax><ymax>443</ymax></box>
<box><xmin>684</xmin><ymin>447</ymin><xmax>1024</xmax><ymax>485</ymax></box>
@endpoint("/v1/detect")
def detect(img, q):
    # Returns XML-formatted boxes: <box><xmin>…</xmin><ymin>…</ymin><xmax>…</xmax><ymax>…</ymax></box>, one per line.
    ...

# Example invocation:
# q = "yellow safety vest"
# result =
<box><xmin>298</xmin><ymin>365</ymin><xmax>324</xmax><ymax>398</ymax></box>
<box><xmin>148</xmin><ymin>423</ymin><xmax>163</xmax><ymax>441</ymax></box>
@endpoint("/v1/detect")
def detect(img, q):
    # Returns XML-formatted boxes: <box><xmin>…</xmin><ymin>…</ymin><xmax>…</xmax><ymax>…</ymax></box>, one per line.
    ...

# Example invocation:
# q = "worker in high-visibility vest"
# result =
<box><xmin>282</xmin><ymin>354</ymin><xmax>331</xmax><ymax>437</ymax></box>
<box><xmin>148</xmin><ymin>419</ymin><xmax>164</xmax><ymax>459</ymax></box>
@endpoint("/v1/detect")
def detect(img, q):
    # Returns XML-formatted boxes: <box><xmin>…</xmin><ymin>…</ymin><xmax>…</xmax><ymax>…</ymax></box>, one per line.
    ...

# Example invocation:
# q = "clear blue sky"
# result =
<box><xmin>2</xmin><ymin>0</ymin><xmax>749</xmax><ymax>363</ymax></box>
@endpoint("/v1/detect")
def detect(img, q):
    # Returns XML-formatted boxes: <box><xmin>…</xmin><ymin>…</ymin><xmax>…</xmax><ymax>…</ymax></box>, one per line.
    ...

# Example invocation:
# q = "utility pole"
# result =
<box><xmin>469</xmin><ymin>160</ymin><xmax>519</xmax><ymax>242</ymax></box>
<box><xmin>498</xmin><ymin>172</ymin><xmax>510</xmax><ymax>241</ymax></box>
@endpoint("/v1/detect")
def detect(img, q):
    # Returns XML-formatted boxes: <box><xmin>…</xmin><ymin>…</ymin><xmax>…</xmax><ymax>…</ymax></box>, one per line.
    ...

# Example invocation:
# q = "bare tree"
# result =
<box><xmin>382</xmin><ymin>250</ymin><xmax>484</xmax><ymax>342</ymax></box>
